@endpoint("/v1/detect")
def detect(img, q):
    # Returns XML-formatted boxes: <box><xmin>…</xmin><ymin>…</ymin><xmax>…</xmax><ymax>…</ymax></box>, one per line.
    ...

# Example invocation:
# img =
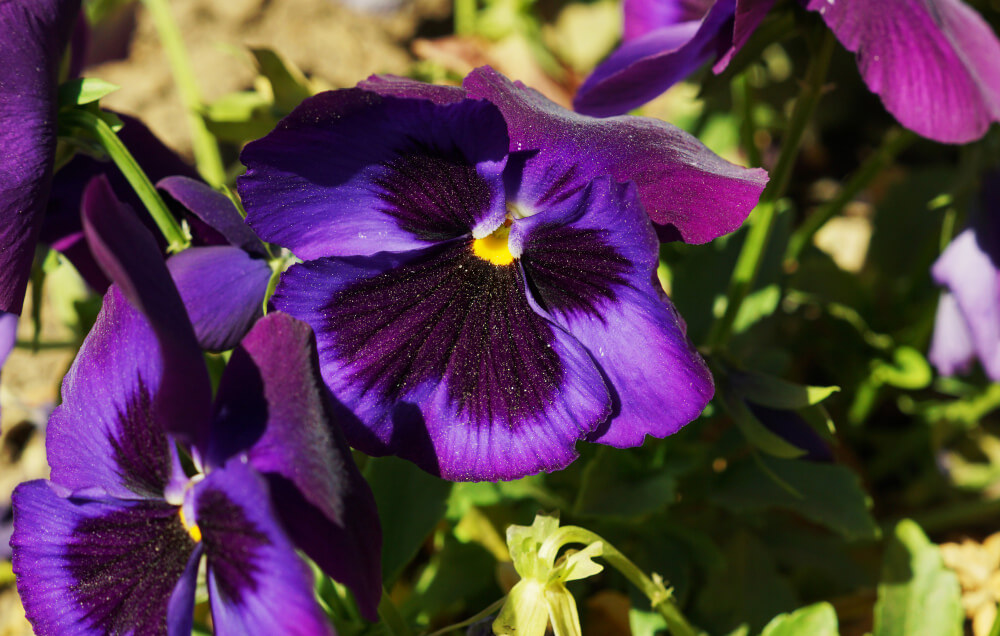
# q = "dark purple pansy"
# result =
<box><xmin>11</xmin><ymin>179</ymin><xmax>382</xmax><ymax>634</ymax></box>
<box><xmin>0</xmin><ymin>0</ymin><xmax>81</xmax><ymax>314</ymax></box>
<box><xmin>575</xmin><ymin>0</ymin><xmax>1000</xmax><ymax>144</ymax></box>
<box><xmin>930</xmin><ymin>175</ymin><xmax>1000</xmax><ymax>379</ymax></box>
<box><xmin>239</xmin><ymin>67</ymin><xmax>765</xmax><ymax>481</ymax></box>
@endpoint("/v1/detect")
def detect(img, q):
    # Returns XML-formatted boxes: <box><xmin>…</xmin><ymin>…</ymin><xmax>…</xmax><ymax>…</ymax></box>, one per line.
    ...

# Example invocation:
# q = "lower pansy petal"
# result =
<box><xmin>239</xmin><ymin>90</ymin><xmax>509</xmax><ymax>259</ymax></box>
<box><xmin>192</xmin><ymin>461</ymin><xmax>334</xmax><ymax>636</ymax></box>
<box><xmin>805</xmin><ymin>0</ymin><xmax>1000</xmax><ymax>144</ymax></box>
<box><xmin>11</xmin><ymin>481</ymin><xmax>196</xmax><ymax>636</ymax></box>
<box><xmin>208</xmin><ymin>312</ymin><xmax>383</xmax><ymax>618</ymax></box>
<box><xmin>273</xmin><ymin>243</ymin><xmax>611</xmax><ymax>481</ymax></box>
<box><xmin>167</xmin><ymin>246</ymin><xmax>271</xmax><ymax>352</ymax></box>
<box><xmin>514</xmin><ymin>178</ymin><xmax>713</xmax><ymax>447</ymax></box>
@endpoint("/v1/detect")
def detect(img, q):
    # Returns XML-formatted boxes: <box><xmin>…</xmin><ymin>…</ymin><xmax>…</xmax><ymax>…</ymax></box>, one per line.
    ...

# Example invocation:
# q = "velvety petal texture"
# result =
<box><xmin>805</xmin><ymin>0</ymin><xmax>1000</xmax><ymax>144</ymax></box>
<box><xmin>364</xmin><ymin>67</ymin><xmax>768</xmax><ymax>244</ymax></box>
<box><xmin>158</xmin><ymin>176</ymin><xmax>266</xmax><ymax>257</ymax></box>
<box><xmin>0</xmin><ymin>0</ymin><xmax>81</xmax><ymax>313</ymax></box>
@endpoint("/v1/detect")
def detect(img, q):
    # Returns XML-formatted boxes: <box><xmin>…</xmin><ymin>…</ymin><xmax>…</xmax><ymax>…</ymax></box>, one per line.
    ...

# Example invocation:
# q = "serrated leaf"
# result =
<box><xmin>363</xmin><ymin>456</ymin><xmax>452</xmax><ymax>584</ymax></box>
<box><xmin>760</xmin><ymin>602</ymin><xmax>838</xmax><ymax>636</ymax></box>
<box><xmin>873</xmin><ymin>520</ymin><xmax>963</xmax><ymax>636</ymax></box>
<box><xmin>58</xmin><ymin>78</ymin><xmax>120</xmax><ymax>107</ymax></box>
<box><xmin>711</xmin><ymin>455</ymin><xmax>879</xmax><ymax>541</ymax></box>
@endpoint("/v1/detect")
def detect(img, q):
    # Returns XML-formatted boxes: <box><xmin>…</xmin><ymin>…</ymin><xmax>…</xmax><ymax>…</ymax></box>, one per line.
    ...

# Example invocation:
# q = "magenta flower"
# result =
<box><xmin>10</xmin><ymin>178</ymin><xmax>382</xmax><ymax>634</ymax></box>
<box><xmin>238</xmin><ymin>67</ymin><xmax>767</xmax><ymax>481</ymax></box>
<box><xmin>574</xmin><ymin>0</ymin><xmax>1000</xmax><ymax>144</ymax></box>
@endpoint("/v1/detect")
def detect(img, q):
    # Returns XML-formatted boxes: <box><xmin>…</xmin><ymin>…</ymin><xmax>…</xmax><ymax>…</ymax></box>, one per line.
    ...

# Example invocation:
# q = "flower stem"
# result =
<box><xmin>378</xmin><ymin>587</ymin><xmax>414</xmax><ymax>636</ymax></box>
<box><xmin>425</xmin><ymin>598</ymin><xmax>505</xmax><ymax>636</ymax></box>
<box><xmin>141</xmin><ymin>0</ymin><xmax>226</xmax><ymax>188</ymax></box>
<box><xmin>707</xmin><ymin>29</ymin><xmax>835</xmax><ymax>351</ymax></box>
<box><xmin>59</xmin><ymin>109</ymin><xmax>188</xmax><ymax>252</ymax></box>
<box><xmin>542</xmin><ymin>527</ymin><xmax>700</xmax><ymax>636</ymax></box>
<box><xmin>784</xmin><ymin>127</ymin><xmax>915</xmax><ymax>267</ymax></box>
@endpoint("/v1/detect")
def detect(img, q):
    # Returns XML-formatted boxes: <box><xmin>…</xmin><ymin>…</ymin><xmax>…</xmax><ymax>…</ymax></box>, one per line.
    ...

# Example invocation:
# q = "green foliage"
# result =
<box><xmin>760</xmin><ymin>602</ymin><xmax>838</xmax><ymax>636</ymax></box>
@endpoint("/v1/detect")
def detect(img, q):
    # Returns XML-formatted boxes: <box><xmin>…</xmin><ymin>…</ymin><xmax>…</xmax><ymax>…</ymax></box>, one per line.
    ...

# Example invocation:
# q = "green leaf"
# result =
<box><xmin>722</xmin><ymin>393</ymin><xmax>808</xmax><ymax>459</ymax></box>
<box><xmin>873</xmin><ymin>520</ymin><xmax>963</xmax><ymax>636</ymax></box>
<box><xmin>629</xmin><ymin>608</ymin><xmax>668</xmax><ymax>636</ymax></box>
<box><xmin>711</xmin><ymin>455</ymin><xmax>879</xmax><ymax>541</ymax></box>
<box><xmin>736</xmin><ymin>372</ymin><xmax>840</xmax><ymax>410</ymax></box>
<box><xmin>250</xmin><ymin>48</ymin><xmax>314</xmax><ymax>112</ymax></box>
<box><xmin>573</xmin><ymin>447</ymin><xmax>679</xmax><ymax>517</ymax></box>
<box><xmin>363</xmin><ymin>456</ymin><xmax>452</xmax><ymax>584</ymax></box>
<box><xmin>760</xmin><ymin>603</ymin><xmax>838</xmax><ymax>636</ymax></box>
<box><xmin>58</xmin><ymin>78</ymin><xmax>120</xmax><ymax>107</ymax></box>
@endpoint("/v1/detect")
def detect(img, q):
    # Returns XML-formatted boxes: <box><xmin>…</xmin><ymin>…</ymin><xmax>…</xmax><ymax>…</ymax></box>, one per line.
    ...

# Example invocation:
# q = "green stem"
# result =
<box><xmin>141</xmin><ymin>0</ymin><xmax>226</xmax><ymax>187</ymax></box>
<box><xmin>784</xmin><ymin>128</ymin><xmax>915</xmax><ymax>267</ymax></box>
<box><xmin>60</xmin><ymin>109</ymin><xmax>188</xmax><ymax>252</ymax></box>
<box><xmin>378</xmin><ymin>587</ymin><xmax>414</xmax><ymax>636</ymax></box>
<box><xmin>454</xmin><ymin>0</ymin><xmax>476</xmax><ymax>35</ymax></box>
<box><xmin>424</xmin><ymin>598</ymin><xmax>505</xmax><ymax>636</ymax></box>
<box><xmin>541</xmin><ymin>528</ymin><xmax>699</xmax><ymax>636</ymax></box>
<box><xmin>706</xmin><ymin>30</ymin><xmax>836</xmax><ymax>350</ymax></box>
<box><xmin>735</xmin><ymin>72</ymin><xmax>762</xmax><ymax>169</ymax></box>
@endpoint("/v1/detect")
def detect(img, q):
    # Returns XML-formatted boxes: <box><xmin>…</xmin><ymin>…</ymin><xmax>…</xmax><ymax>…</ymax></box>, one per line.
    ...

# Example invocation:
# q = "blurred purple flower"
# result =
<box><xmin>11</xmin><ymin>178</ymin><xmax>382</xmax><ymax>634</ymax></box>
<box><xmin>0</xmin><ymin>0</ymin><xmax>81</xmax><ymax>314</ymax></box>
<box><xmin>930</xmin><ymin>175</ymin><xmax>1000</xmax><ymax>378</ymax></box>
<box><xmin>575</xmin><ymin>0</ymin><xmax>1000</xmax><ymax>144</ymax></box>
<box><xmin>238</xmin><ymin>66</ymin><xmax>767</xmax><ymax>481</ymax></box>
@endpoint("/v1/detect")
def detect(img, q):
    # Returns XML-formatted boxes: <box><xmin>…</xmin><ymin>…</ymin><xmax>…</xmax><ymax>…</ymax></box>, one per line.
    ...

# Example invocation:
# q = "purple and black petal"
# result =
<box><xmin>209</xmin><ymin>312</ymin><xmax>382</xmax><ymax>618</ymax></box>
<box><xmin>459</xmin><ymin>67</ymin><xmax>767</xmax><ymax>244</ymax></box>
<box><xmin>188</xmin><ymin>461</ymin><xmax>335</xmax><ymax>636</ymax></box>
<box><xmin>11</xmin><ymin>481</ymin><xmax>197</xmax><ymax>635</ymax></box>
<box><xmin>0</xmin><ymin>0</ymin><xmax>80</xmax><ymax>313</ymax></box>
<box><xmin>81</xmin><ymin>176</ymin><xmax>212</xmax><ymax>448</ymax></box>
<box><xmin>804</xmin><ymin>0</ymin><xmax>1000</xmax><ymax>144</ymax></box>
<box><xmin>239</xmin><ymin>89</ymin><xmax>510</xmax><ymax>259</ymax></box>
<box><xmin>167</xmin><ymin>246</ymin><xmax>271</xmax><ymax>352</ymax></box>
<box><xmin>273</xmin><ymin>245</ymin><xmax>612</xmax><ymax>481</ymax></box>
<box><xmin>511</xmin><ymin>177</ymin><xmax>713</xmax><ymax>446</ymax></box>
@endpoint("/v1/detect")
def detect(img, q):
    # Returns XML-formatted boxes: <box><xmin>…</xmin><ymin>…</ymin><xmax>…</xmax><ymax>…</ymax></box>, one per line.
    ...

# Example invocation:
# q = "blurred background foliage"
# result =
<box><xmin>5</xmin><ymin>0</ymin><xmax>1000</xmax><ymax>634</ymax></box>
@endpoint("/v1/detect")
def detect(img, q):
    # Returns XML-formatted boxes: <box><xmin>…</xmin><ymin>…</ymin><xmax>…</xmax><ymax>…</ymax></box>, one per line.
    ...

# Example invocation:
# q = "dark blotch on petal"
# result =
<box><xmin>67</xmin><ymin>500</ymin><xmax>195</xmax><ymax>635</ymax></box>
<box><xmin>197</xmin><ymin>487</ymin><xmax>268</xmax><ymax>606</ymax></box>
<box><xmin>109</xmin><ymin>381</ymin><xmax>173</xmax><ymax>498</ymax></box>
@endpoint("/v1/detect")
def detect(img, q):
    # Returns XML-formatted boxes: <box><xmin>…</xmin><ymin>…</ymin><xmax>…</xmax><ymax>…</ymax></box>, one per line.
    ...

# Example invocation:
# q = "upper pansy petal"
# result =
<box><xmin>167</xmin><ymin>246</ymin><xmax>271</xmax><ymax>352</ymax></box>
<box><xmin>574</xmin><ymin>1</ymin><xmax>733</xmax><ymax>118</ymax></box>
<box><xmin>82</xmin><ymin>176</ymin><xmax>212</xmax><ymax>447</ymax></box>
<box><xmin>11</xmin><ymin>481</ymin><xmax>196</xmax><ymax>636</ymax></box>
<box><xmin>0</xmin><ymin>0</ymin><xmax>80</xmax><ymax>314</ymax></box>
<box><xmin>239</xmin><ymin>90</ymin><xmax>510</xmax><ymax>259</ymax></box>
<box><xmin>513</xmin><ymin>177</ymin><xmax>713</xmax><ymax>446</ymax></box>
<box><xmin>624</xmin><ymin>0</ymin><xmax>714</xmax><ymax>40</ymax></box>
<box><xmin>191</xmin><ymin>461</ymin><xmax>335</xmax><ymax>636</ymax></box>
<box><xmin>158</xmin><ymin>176</ymin><xmax>267</xmax><ymax>257</ymax></box>
<box><xmin>273</xmin><ymin>243</ymin><xmax>611</xmax><ymax>481</ymax></box>
<box><xmin>933</xmin><ymin>228</ymin><xmax>1000</xmax><ymax>380</ymax></box>
<box><xmin>46</xmin><ymin>288</ymin><xmax>183</xmax><ymax>498</ymax></box>
<box><xmin>714</xmin><ymin>0</ymin><xmax>777</xmax><ymax>72</ymax></box>
<box><xmin>805</xmin><ymin>0</ymin><xmax>1000</xmax><ymax>144</ymax></box>
<box><xmin>208</xmin><ymin>312</ymin><xmax>382</xmax><ymax>618</ymax></box>
<box><xmin>463</xmin><ymin>66</ymin><xmax>767</xmax><ymax>244</ymax></box>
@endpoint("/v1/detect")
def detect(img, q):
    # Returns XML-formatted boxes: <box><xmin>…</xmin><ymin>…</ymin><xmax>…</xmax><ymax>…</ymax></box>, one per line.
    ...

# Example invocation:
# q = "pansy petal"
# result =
<box><xmin>805</xmin><ymin>0</ymin><xmax>1000</xmax><ymax>144</ymax></box>
<box><xmin>167</xmin><ymin>547</ymin><xmax>203</xmax><ymax>636</ymax></box>
<box><xmin>46</xmin><ymin>287</ymin><xmax>184</xmax><ymax>498</ymax></box>
<box><xmin>167</xmin><ymin>246</ymin><xmax>270</xmax><ymax>352</ymax></box>
<box><xmin>0</xmin><ymin>0</ymin><xmax>80</xmax><ymax>313</ymax></box>
<box><xmin>929</xmin><ymin>292</ymin><xmax>977</xmax><ymax>377</ymax></box>
<box><xmin>208</xmin><ymin>312</ymin><xmax>382</xmax><ymax>618</ymax></box>
<box><xmin>573</xmin><ymin>1</ymin><xmax>733</xmax><ymax>118</ymax></box>
<box><xmin>82</xmin><ymin>176</ymin><xmax>212</xmax><ymax>447</ymax></box>
<box><xmin>11</xmin><ymin>480</ymin><xmax>196</xmax><ymax>636</ymax></box>
<box><xmin>933</xmin><ymin>228</ymin><xmax>1000</xmax><ymax>380</ymax></box>
<box><xmin>273</xmin><ymin>244</ymin><xmax>611</xmax><ymax>481</ymax></box>
<box><xmin>714</xmin><ymin>0</ymin><xmax>777</xmax><ymax>72</ymax></box>
<box><xmin>624</xmin><ymin>0</ymin><xmax>713</xmax><ymax>40</ymax></box>
<box><xmin>239</xmin><ymin>90</ymin><xmax>509</xmax><ymax>259</ymax></box>
<box><xmin>461</xmin><ymin>66</ymin><xmax>767</xmax><ymax>244</ymax></box>
<box><xmin>0</xmin><ymin>312</ymin><xmax>17</xmax><ymax>429</ymax></box>
<box><xmin>191</xmin><ymin>461</ymin><xmax>334</xmax><ymax>636</ymax></box>
<box><xmin>158</xmin><ymin>176</ymin><xmax>266</xmax><ymax>257</ymax></box>
<box><xmin>512</xmin><ymin>177</ymin><xmax>712</xmax><ymax>446</ymax></box>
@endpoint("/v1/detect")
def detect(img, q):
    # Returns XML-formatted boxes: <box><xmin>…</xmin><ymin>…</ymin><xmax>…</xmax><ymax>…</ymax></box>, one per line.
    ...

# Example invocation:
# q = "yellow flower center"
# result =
<box><xmin>179</xmin><ymin>507</ymin><xmax>202</xmax><ymax>543</ymax></box>
<box><xmin>472</xmin><ymin>221</ymin><xmax>514</xmax><ymax>266</ymax></box>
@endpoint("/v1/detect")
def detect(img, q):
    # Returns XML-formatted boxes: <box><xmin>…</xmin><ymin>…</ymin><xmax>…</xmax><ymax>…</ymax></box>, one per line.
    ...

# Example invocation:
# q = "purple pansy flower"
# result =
<box><xmin>929</xmin><ymin>174</ymin><xmax>1000</xmax><ymax>379</ymax></box>
<box><xmin>11</xmin><ymin>177</ymin><xmax>382</xmax><ymax>633</ymax></box>
<box><xmin>238</xmin><ymin>66</ymin><xmax>767</xmax><ymax>481</ymax></box>
<box><xmin>575</xmin><ymin>0</ymin><xmax>1000</xmax><ymax>144</ymax></box>
<box><xmin>0</xmin><ymin>0</ymin><xmax>81</xmax><ymax>314</ymax></box>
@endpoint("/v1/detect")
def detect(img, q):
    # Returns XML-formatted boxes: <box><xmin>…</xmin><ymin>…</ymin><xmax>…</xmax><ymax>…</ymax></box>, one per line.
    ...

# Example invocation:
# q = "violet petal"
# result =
<box><xmin>624</xmin><ymin>0</ymin><xmax>714</xmax><ymax>40</ymax></box>
<box><xmin>158</xmin><ymin>176</ymin><xmax>266</xmax><ymax>257</ymax></box>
